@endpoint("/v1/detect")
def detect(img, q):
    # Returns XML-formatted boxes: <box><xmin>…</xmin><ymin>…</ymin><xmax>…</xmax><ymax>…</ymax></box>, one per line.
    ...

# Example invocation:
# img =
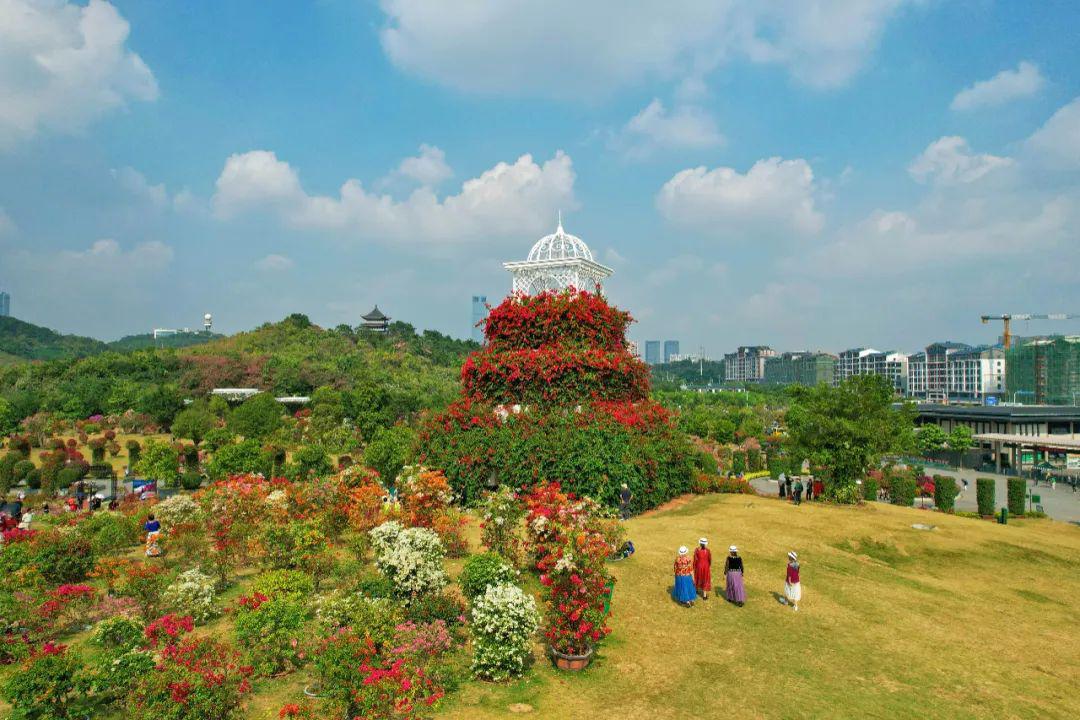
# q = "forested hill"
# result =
<box><xmin>107</xmin><ymin>332</ymin><xmax>222</xmax><ymax>352</ymax></box>
<box><xmin>0</xmin><ymin>313</ymin><xmax>478</xmax><ymax>433</ymax></box>
<box><xmin>0</xmin><ymin>316</ymin><xmax>106</xmax><ymax>361</ymax></box>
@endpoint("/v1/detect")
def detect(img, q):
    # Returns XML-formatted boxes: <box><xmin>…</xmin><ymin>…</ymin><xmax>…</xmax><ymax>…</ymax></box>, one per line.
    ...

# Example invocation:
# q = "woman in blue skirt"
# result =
<box><xmin>673</xmin><ymin>546</ymin><xmax>696</xmax><ymax>607</ymax></box>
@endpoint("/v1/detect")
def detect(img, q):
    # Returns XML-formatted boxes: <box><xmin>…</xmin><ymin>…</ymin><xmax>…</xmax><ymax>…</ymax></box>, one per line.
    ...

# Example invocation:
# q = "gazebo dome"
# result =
<box><xmin>526</xmin><ymin>221</ymin><xmax>594</xmax><ymax>262</ymax></box>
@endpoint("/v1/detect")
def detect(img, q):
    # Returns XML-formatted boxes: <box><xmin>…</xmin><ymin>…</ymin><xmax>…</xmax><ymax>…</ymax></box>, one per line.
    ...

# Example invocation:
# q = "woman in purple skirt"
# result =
<box><xmin>724</xmin><ymin>545</ymin><xmax>746</xmax><ymax>606</ymax></box>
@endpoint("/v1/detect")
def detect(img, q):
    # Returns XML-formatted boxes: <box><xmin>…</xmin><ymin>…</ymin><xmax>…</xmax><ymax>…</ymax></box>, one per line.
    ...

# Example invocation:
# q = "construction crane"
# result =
<box><xmin>980</xmin><ymin>314</ymin><xmax>1080</xmax><ymax>349</ymax></box>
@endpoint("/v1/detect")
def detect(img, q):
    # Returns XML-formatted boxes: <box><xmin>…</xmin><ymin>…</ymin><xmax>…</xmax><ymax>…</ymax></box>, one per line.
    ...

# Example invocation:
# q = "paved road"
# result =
<box><xmin>750</xmin><ymin>471</ymin><xmax>1080</xmax><ymax>524</ymax></box>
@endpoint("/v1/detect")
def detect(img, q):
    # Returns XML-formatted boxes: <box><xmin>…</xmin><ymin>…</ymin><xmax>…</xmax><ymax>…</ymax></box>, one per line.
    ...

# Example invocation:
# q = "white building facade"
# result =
<box><xmin>908</xmin><ymin>343</ymin><xmax>1005</xmax><ymax>402</ymax></box>
<box><xmin>835</xmin><ymin>348</ymin><xmax>909</xmax><ymax>393</ymax></box>
<box><xmin>724</xmin><ymin>346</ymin><xmax>777</xmax><ymax>382</ymax></box>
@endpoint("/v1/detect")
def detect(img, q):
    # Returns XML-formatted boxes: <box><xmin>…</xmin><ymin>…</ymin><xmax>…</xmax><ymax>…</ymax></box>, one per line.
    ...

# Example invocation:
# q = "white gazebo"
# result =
<box><xmin>503</xmin><ymin>217</ymin><xmax>613</xmax><ymax>295</ymax></box>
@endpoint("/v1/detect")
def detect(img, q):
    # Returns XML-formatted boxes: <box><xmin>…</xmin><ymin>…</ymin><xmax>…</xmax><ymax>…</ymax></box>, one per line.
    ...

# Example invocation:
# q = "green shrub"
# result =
<box><xmin>314</xmin><ymin>592</ymin><xmax>401</xmax><ymax>648</ymax></box>
<box><xmin>35</xmin><ymin>532</ymin><xmax>95</xmax><ymax>584</ymax></box>
<box><xmin>91</xmin><ymin>617</ymin><xmax>146</xmax><ymax>652</ymax></box>
<box><xmin>201</xmin><ymin>427</ymin><xmax>235</xmax><ymax>453</ymax></box>
<box><xmin>12</xmin><ymin>459</ymin><xmax>35</xmax><ymax>484</ymax></box>
<box><xmin>933</xmin><ymin>475</ymin><xmax>959</xmax><ymax>512</ymax></box>
<box><xmin>1007</xmin><ymin>477</ymin><xmax>1026</xmax><ymax>516</ymax></box>
<box><xmin>355</xmin><ymin>575</ymin><xmax>395</xmax><ymax>600</ymax></box>
<box><xmin>693</xmin><ymin>451</ymin><xmax>718</xmax><ymax>475</ymax></box>
<box><xmin>976</xmin><ymin>477</ymin><xmax>995</xmax><ymax>516</ymax></box>
<box><xmin>207</xmin><ymin>439</ymin><xmax>269</xmax><ymax>481</ymax></box>
<box><xmin>180</xmin><ymin>471</ymin><xmax>203</xmax><ymax>490</ymax></box>
<box><xmin>890</xmin><ymin>474</ymin><xmax>916</xmax><ymax>507</ymax></box>
<box><xmin>82</xmin><ymin>512</ymin><xmax>139</xmax><ymax>554</ymax></box>
<box><xmin>234</xmin><ymin>595</ymin><xmax>309</xmax><ymax>676</ymax></box>
<box><xmin>405</xmin><ymin>591</ymin><xmax>467</xmax><ymax>627</ymax></box>
<box><xmin>1</xmin><ymin>645</ymin><xmax>89</xmax><ymax>719</ymax></box>
<box><xmin>459</xmin><ymin>553</ymin><xmax>518</xmax><ymax>600</ymax></box>
<box><xmin>861</xmin><ymin>476</ymin><xmax>879</xmax><ymax>501</ymax></box>
<box><xmin>250</xmin><ymin>569</ymin><xmax>314</xmax><ymax>601</ymax></box>
<box><xmin>470</xmin><ymin>583</ymin><xmax>540</xmax><ymax>681</ymax></box>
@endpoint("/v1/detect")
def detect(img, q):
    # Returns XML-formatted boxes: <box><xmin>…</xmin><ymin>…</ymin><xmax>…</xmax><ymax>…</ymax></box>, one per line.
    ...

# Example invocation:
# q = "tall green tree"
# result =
<box><xmin>228</xmin><ymin>393</ymin><xmax>284</xmax><ymax>440</ymax></box>
<box><xmin>171</xmin><ymin>406</ymin><xmax>218</xmax><ymax>446</ymax></box>
<box><xmin>133</xmin><ymin>439</ymin><xmax>181</xmax><ymax>487</ymax></box>
<box><xmin>363</xmin><ymin>424</ymin><xmax>416</xmax><ymax>486</ymax></box>
<box><xmin>785</xmin><ymin>375</ymin><xmax>914</xmax><ymax>503</ymax></box>
<box><xmin>916</xmin><ymin>424</ymin><xmax>948</xmax><ymax>456</ymax></box>
<box><xmin>947</xmin><ymin>425</ymin><xmax>975</xmax><ymax>468</ymax></box>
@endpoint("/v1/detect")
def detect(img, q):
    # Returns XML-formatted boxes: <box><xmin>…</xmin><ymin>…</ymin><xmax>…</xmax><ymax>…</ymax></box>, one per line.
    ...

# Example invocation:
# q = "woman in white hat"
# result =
<box><xmin>724</xmin><ymin>545</ymin><xmax>746</xmax><ymax>605</ymax></box>
<box><xmin>784</xmin><ymin>551</ymin><xmax>801</xmax><ymax>611</ymax></box>
<box><xmin>693</xmin><ymin>538</ymin><xmax>712</xmax><ymax>600</ymax></box>
<box><xmin>672</xmin><ymin>546</ymin><xmax>696</xmax><ymax>607</ymax></box>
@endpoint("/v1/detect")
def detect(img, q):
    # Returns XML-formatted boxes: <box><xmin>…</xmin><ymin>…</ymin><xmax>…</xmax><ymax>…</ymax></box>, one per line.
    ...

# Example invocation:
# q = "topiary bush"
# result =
<box><xmin>976</xmin><ymin>477</ymin><xmax>995</xmax><ymax>515</ymax></box>
<box><xmin>92</xmin><ymin>617</ymin><xmax>146</xmax><ymax>652</ymax></box>
<box><xmin>890</xmin><ymin>474</ymin><xmax>916</xmax><ymax>507</ymax></box>
<box><xmin>470</xmin><ymin>582</ymin><xmax>540</xmax><ymax>681</ymax></box>
<box><xmin>161</xmin><ymin>569</ymin><xmax>218</xmax><ymax>624</ymax></box>
<box><xmin>861</xmin><ymin>476</ymin><xmax>879</xmax><ymax>502</ymax></box>
<box><xmin>459</xmin><ymin>553</ymin><xmax>518</xmax><ymax>600</ymax></box>
<box><xmin>933</xmin><ymin>475</ymin><xmax>959</xmax><ymax>512</ymax></box>
<box><xmin>314</xmin><ymin>592</ymin><xmax>401</xmax><ymax>649</ymax></box>
<box><xmin>233</xmin><ymin>594</ymin><xmax>310</xmax><ymax>677</ymax></box>
<box><xmin>250</xmin><ymin>569</ymin><xmax>314</xmax><ymax>601</ymax></box>
<box><xmin>1007</xmin><ymin>477</ymin><xmax>1026</xmax><ymax>516</ymax></box>
<box><xmin>369</xmin><ymin>521</ymin><xmax>448</xmax><ymax>602</ymax></box>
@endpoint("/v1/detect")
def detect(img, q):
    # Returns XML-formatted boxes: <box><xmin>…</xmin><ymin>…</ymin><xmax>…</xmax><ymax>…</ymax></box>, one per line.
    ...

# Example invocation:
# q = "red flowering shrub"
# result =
<box><xmin>399</xmin><ymin>467</ymin><xmax>453</xmax><ymax>528</ymax></box>
<box><xmin>144</xmin><ymin>614</ymin><xmax>194</xmax><ymax>648</ymax></box>
<box><xmin>1</xmin><ymin>528</ymin><xmax>36</xmax><ymax>544</ymax></box>
<box><xmin>127</xmin><ymin>635</ymin><xmax>253</xmax><ymax>720</ymax></box>
<box><xmin>37</xmin><ymin>584</ymin><xmax>97</xmax><ymax>632</ymax></box>
<box><xmin>525</xmin><ymin>483</ymin><xmax>613</xmax><ymax>657</ymax></box>
<box><xmin>420</xmin><ymin>289</ymin><xmax>693</xmax><ymax>508</ymax></box>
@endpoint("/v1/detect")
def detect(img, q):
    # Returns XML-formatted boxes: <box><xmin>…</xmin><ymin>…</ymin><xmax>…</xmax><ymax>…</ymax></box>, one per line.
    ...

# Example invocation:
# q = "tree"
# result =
<box><xmin>137</xmin><ymin>385</ymin><xmax>185</xmax><ymax>428</ymax></box>
<box><xmin>171</xmin><ymin>406</ymin><xmax>217</xmax><ymax>446</ymax></box>
<box><xmin>947</xmin><ymin>425</ymin><xmax>975</xmax><ymax>468</ymax></box>
<box><xmin>916</xmin><ymin>424</ymin><xmax>948</xmax><ymax>456</ymax></box>
<box><xmin>228</xmin><ymin>393</ymin><xmax>283</xmax><ymax>440</ymax></box>
<box><xmin>785</xmin><ymin>375</ymin><xmax>914</xmax><ymax>503</ymax></box>
<box><xmin>133</xmin><ymin>439</ymin><xmax>181</xmax><ymax>487</ymax></box>
<box><xmin>207</xmin><ymin>439</ymin><xmax>270</xmax><ymax>481</ymax></box>
<box><xmin>363</xmin><ymin>424</ymin><xmax>416</xmax><ymax>486</ymax></box>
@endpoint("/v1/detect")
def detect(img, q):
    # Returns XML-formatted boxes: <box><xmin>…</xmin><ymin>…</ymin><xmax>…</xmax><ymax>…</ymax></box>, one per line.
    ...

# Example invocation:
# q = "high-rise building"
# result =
<box><xmin>644</xmin><ymin>341</ymin><xmax>662</xmax><ymax>365</ymax></box>
<box><xmin>1004</xmin><ymin>336</ymin><xmax>1080</xmax><ymax>405</ymax></box>
<box><xmin>663</xmin><ymin>340</ymin><xmax>680</xmax><ymax>363</ymax></box>
<box><xmin>835</xmin><ymin>348</ymin><xmax>908</xmax><ymax>393</ymax></box>
<box><xmin>764</xmin><ymin>352</ymin><xmax>837</xmax><ymax>386</ymax></box>
<box><xmin>908</xmin><ymin>343</ymin><xmax>1004</xmax><ymax>402</ymax></box>
<box><xmin>0</xmin><ymin>291</ymin><xmax>8</xmax><ymax>318</ymax></box>
<box><xmin>724</xmin><ymin>346</ymin><xmax>777</xmax><ymax>382</ymax></box>
<box><xmin>471</xmin><ymin>295</ymin><xmax>488</xmax><ymax>343</ymax></box>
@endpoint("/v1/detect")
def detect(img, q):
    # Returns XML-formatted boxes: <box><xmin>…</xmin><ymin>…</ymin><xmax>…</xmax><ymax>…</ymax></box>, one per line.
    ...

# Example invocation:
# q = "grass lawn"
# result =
<box><xmin>437</xmin><ymin>494</ymin><xmax>1080</xmax><ymax>720</ymax></box>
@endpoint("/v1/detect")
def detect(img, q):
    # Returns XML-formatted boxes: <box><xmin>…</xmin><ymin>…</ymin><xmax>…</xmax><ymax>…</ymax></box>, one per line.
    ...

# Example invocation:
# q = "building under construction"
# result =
<box><xmin>1005</xmin><ymin>336</ymin><xmax>1080</xmax><ymax>405</ymax></box>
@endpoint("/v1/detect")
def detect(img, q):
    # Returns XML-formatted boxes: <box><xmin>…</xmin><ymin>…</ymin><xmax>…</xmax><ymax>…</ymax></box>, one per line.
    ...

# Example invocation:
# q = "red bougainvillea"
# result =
<box><xmin>482</xmin><ymin>289</ymin><xmax>632</xmax><ymax>352</ymax></box>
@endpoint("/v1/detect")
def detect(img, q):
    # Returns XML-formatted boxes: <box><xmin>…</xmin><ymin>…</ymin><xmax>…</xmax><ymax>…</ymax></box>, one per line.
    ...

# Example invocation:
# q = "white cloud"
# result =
<box><xmin>908</xmin><ymin>136</ymin><xmax>1012</xmax><ymax>186</ymax></box>
<box><xmin>0</xmin><ymin>0</ymin><xmax>158</xmax><ymax>149</ymax></box>
<box><xmin>0</xmin><ymin>207</ymin><xmax>14</xmax><ymax>236</ymax></box>
<box><xmin>256</xmin><ymin>254</ymin><xmax>294</xmax><ymax>272</ymax></box>
<box><xmin>112</xmin><ymin>166</ymin><xmax>167</xmax><ymax>208</ymax></box>
<box><xmin>385</xmin><ymin>144</ymin><xmax>452</xmax><ymax>187</ymax></box>
<box><xmin>213</xmin><ymin>148</ymin><xmax>577</xmax><ymax>245</ymax></box>
<box><xmin>950</xmin><ymin>61</ymin><xmax>1045</xmax><ymax>111</ymax></box>
<box><xmin>60</xmin><ymin>238</ymin><xmax>173</xmax><ymax>268</ymax></box>
<box><xmin>610</xmin><ymin>99</ymin><xmax>723</xmax><ymax>160</ymax></box>
<box><xmin>656</xmin><ymin>157</ymin><xmax>824</xmax><ymax>240</ymax></box>
<box><xmin>379</xmin><ymin>0</ymin><xmax>910</xmax><ymax>99</ymax></box>
<box><xmin>1024</xmin><ymin>96</ymin><xmax>1080</xmax><ymax>170</ymax></box>
<box><xmin>645</xmin><ymin>254</ymin><xmax>727</xmax><ymax>286</ymax></box>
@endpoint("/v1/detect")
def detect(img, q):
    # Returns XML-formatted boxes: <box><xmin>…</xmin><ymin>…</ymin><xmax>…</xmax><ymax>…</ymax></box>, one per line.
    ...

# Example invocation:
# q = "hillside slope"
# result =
<box><xmin>0</xmin><ymin>316</ymin><xmax>106</xmax><ymax>361</ymax></box>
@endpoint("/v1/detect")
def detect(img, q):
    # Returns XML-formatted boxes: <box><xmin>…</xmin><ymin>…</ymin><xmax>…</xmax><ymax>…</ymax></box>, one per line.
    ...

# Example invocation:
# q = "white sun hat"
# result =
<box><xmin>699</xmin><ymin>537</ymin><xmax>708</xmax><ymax>545</ymax></box>
<box><xmin>729</xmin><ymin>545</ymin><xmax>738</xmax><ymax>553</ymax></box>
<box><xmin>789</xmin><ymin>551</ymin><xmax>798</xmax><ymax>560</ymax></box>
<box><xmin>678</xmin><ymin>546</ymin><xmax>688</xmax><ymax>555</ymax></box>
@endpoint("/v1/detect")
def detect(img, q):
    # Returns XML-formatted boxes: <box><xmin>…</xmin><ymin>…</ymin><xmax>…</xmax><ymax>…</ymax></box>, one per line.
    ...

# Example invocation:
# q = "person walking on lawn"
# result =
<box><xmin>619</xmin><ymin>483</ymin><xmax>633</xmax><ymax>520</ymax></box>
<box><xmin>693</xmin><ymin>538</ymin><xmax>713</xmax><ymax>600</ymax></box>
<box><xmin>784</xmin><ymin>551</ymin><xmax>802</xmax><ymax>611</ymax></box>
<box><xmin>673</xmin><ymin>546</ymin><xmax>696</xmax><ymax>607</ymax></box>
<box><xmin>792</xmin><ymin>478</ymin><xmax>804</xmax><ymax>505</ymax></box>
<box><xmin>724</xmin><ymin>546</ymin><xmax>746</xmax><ymax>606</ymax></box>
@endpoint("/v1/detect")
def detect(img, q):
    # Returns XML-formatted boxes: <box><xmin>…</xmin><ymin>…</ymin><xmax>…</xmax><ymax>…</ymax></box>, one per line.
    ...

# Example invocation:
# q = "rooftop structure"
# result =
<box><xmin>361</xmin><ymin>305</ymin><xmax>390</xmax><ymax>332</ymax></box>
<box><xmin>503</xmin><ymin>217</ymin><xmax>613</xmax><ymax>295</ymax></box>
<box><xmin>835</xmin><ymin>347</ymin><xmax>908</xmax><ymax>393</ymax></box>
<box><xmin>725</xmin><ymin>346</ymin><xmax>777</xmax><ymax>383</ymax></box>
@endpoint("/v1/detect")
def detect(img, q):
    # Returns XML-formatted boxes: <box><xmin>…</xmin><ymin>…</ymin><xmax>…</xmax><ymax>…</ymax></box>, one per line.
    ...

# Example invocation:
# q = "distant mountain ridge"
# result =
<box><xmin>0</xmin><ymin>316</ymin><xmax>219</xmax><ymax>361</ymax></box>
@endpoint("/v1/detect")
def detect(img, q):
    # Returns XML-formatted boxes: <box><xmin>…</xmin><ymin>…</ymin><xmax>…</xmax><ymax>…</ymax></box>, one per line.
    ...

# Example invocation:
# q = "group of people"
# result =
<box><xmin>673</xmin><ymin>539</ymin><xmax>802</xmax><ymax>611</ymax></box>
<box><xmin>777</xmin><ymin>473</ymin><xmax>823</xmax><ymax>504</ymax></box>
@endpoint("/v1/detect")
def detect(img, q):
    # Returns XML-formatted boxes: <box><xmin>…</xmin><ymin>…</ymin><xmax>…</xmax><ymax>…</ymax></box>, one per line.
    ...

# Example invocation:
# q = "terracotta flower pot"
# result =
<box><xmin>551</xmin><ymin>645</ymin><xmax>593</xmax><ymax>671</ymax></box>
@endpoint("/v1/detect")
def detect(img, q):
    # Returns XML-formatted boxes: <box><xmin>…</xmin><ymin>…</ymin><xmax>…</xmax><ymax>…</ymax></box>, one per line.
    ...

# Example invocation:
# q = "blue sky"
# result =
<box><xmin>1</xmin><ymin>1</ymin><xmax>1079</xmax><ymax>357</ymax></box>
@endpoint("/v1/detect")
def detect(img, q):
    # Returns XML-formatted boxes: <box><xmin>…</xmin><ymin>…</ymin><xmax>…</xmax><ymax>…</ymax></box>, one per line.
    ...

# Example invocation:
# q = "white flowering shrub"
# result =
<box><xmin>370</xmin><ymin>521</ymin><xmax>448</xmax><ymax>601</ymax></box>
<box><xmin>161</xmin><ymin>568</ymin><xmax>218</xmax><ymax>623</ymax></box>
<box><xmin>153</xmin><ymin>493</ymin><xmax>202</xmax><ymax>529</ymax></box>
<box><xmin>470</xmin><ymin>582</ymin><xmax>540</xmax><ymax>681</ymax></box>
<box><xmin>264</xmin><ymin>489</ymin><xmax>289</xmax><ymax>513</ymax></box>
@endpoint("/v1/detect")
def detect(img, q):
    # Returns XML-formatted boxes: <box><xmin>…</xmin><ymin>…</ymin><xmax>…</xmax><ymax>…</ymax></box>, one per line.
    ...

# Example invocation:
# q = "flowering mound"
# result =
<box><xmin>420</xmin><ymin>289</ymin><xmax>693</xmax><ymax>509</ymax></box>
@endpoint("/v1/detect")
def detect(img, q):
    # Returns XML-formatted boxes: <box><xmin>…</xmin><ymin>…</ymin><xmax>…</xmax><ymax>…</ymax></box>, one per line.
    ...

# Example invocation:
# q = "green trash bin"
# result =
<box><xmin>999</xmin><ymin>507</ymin><xmax>1008</xmax><ymax>525</ymax></box>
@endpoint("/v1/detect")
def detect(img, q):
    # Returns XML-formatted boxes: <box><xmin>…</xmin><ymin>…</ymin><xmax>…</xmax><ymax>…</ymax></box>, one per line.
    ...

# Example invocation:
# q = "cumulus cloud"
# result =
<box><xmin>61</xmin><ymin>238</ymin><xmax>173</xmax><ymax>268</ymax></box>
<box><xmin>656</xmin><ymin>157</ymin><xmax>824</xmax><ymax>240</ymax></box>
<box><xmin>379</xmin><ymin>0</ymin><xmax>910</xmax><ymax>99</ymax></box>
<box><xmin>1024</xmin><ymin>96</ymin><xmax>1080</xmax><ymax>170</ymax></box>
<box><xmin>0</xmin><ymin>207</ymin><xmax>14</xmax><ymax>236</ymax></box>
<box><xmin>255</xmin><ymin>254</ymin><xmax>295</xmax><ymax>272</ymax></box>
<box><xmin>212</xmin><ymin>148</ymin><xmax>577</xmax><ymax>244</ymax></box>
<box><xmin>0</xmin><ymin>0</ymin><xmax>158</xmax><ymax>149</ymax></box>
<box><xmin>112</xmin><ymin>166</ymin><xmax>167</xmax><ymax>208</ymax></box>
<box><xmin>908</xmin><ymin>136</ymin><xmax>1012</xmax><ymax>186</ymax></box>
<box><xmin>950</xmin><ymin>61</ymin><xmax>1045</xmax><ymax>112</ymax></box>
<box><xmin>610</xmin><ymin>99</ymin><xmax>723</xmax><ymax>160</ymax></box>
<box><xmin>385</xmin><ymin>144</ymin><xmax>452</xmax><ymax>187</ymax></box>
<box><xmin>645</xmin><ymin>254</ymin><xmax>727</xmax><ymax>286</ymax></box>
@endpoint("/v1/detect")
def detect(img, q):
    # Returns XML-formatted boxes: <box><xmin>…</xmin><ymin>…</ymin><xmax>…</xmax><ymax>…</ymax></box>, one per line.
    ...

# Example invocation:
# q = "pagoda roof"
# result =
<box><xmin>362</xmin><ymin>306</ymin><xmax>389</xmax><ymax>321</ymax></box>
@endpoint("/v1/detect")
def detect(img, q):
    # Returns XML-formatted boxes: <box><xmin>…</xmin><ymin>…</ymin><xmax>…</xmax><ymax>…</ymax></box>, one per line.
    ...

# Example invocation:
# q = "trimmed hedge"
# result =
<box><xmin>976</xmin><ymin>477</ymin><xmax>995</xmax><ymax>516</ymax></box>
<box><xmin>861</xmin><ymin>476</ymin><xmax>879</xmax><ymax>502</ymax></box>
<box><xmin>890</xmin><ymin>474</ymin><xmax>916</xmax><ymax>507</ymax></box>
<box><xmin>1007</xmin><ymin>477</ymin><xmax>1026</xmax><ymax>516</ymax></box>
<box><xmin>933</xmin><ymin>475</ymin><xmax>959</xmax><ymax>512</ymax></box>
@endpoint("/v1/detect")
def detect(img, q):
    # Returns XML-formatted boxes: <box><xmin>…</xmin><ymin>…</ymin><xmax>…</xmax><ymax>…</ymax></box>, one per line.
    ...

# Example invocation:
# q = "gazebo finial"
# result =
<box><xmin>557</xmin><ymin>209</ymin><xmax>563</xmax><ymax>234</ymax></box>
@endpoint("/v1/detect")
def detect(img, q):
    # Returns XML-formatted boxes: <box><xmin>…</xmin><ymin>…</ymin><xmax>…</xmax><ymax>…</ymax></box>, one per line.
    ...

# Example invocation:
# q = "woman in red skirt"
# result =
<box><xmin>693</xmin><ymin>538</ymin><xmax>712</xmax><ymax>600</ymax></box>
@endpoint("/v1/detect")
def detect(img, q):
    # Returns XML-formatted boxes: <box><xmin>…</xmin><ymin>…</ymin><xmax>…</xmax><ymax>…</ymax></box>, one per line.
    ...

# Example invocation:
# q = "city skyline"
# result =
<box><xmin>0</xmin><ymin>1</ymin><xmax>1078</xmax><ymax>355</ymax></box>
